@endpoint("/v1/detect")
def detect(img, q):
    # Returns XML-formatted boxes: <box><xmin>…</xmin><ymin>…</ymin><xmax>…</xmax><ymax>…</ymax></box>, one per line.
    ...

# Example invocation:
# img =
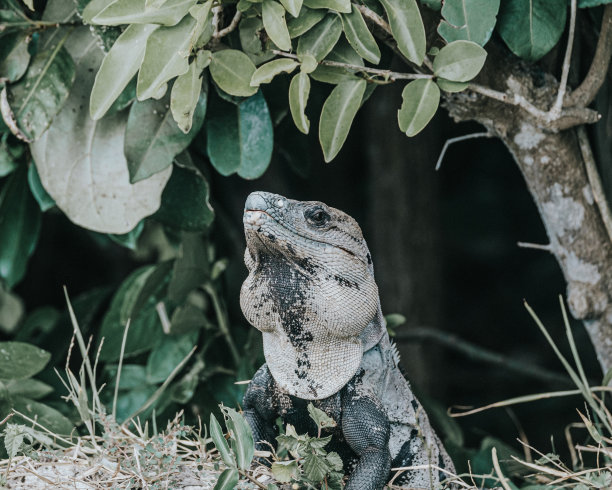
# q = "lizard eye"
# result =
<box><xmin>305</xmin><ymin>207</ymin><xmax>330</xmax><ymax>227</ymax></box>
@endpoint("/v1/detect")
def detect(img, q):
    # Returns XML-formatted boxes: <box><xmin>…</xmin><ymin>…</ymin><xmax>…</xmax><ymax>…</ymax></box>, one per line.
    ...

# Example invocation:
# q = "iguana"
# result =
<box><xmin>241</xmin><ymin>191</ymin><xmax>455</xmax><ymax>489</ymax></box>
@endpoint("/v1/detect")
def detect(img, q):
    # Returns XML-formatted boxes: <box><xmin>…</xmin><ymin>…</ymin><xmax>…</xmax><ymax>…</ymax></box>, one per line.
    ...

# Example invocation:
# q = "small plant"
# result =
<box><xmin>209</xmin><ymin>402</ymin><xmax>344</xmax><ymax>489</ymax></box>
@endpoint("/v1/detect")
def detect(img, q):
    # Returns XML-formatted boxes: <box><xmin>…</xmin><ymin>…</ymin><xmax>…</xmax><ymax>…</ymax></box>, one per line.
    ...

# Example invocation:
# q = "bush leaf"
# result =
<box><xmin>279</xmin><ymin>0</ymin><xmax>303</xmax><ymax>17</ymax></box>
<box><xmin>319</xmin><ymin>79</ymin><xmax>366</xmax><ymax>162</ymax></box>
<box><xmin>0</xmin><ymin>342</ymin><xmax>50</xmax><ymax>380</ymax></box>
<box><xmin>262</xmin><ymin>0</ymin><xmax>292</xmax><ymax>51</ymax></box>
<box><xmin>341</xmin><ymin>5</ymin><xmax>380</xmax><ymax>63</ymax></box>
<box><xmin>213</xmin><ymin>468</ymin><xmax>239</xmax><ymax>490</ymax></box>
<box><xmin>0</xmin><ymin>166</ymin><xmax>41</xmax><ymax>288</ymax></box>
<box><xmin>30</xmin><ymin>29</ymin><xmax>172</xmax><ymax>234</ymax></box>
<box><xmin>287</xmin><ymin>6</ymin><xmax>325</xmax><ymax>37</ymax></box>
<box><xmin>433</xmin><ymin>40</ymin><xmax>486</xmax><ymax>82</ymax></box>
<box><xmin>171</xmin><ymin>54</ymin><xmax>210</xmax><ymax>133</ymax></box>
<box><xmin>297</xmin><ymin>14</ymin><xmax>342</xmax><ymax>61</ymax></box>
<box><xmin>5</xmin><ymin>43</ymin><xmax>75</xmax><ymax>141</ymax></box>
<box><xmin>289</xmin><ymin>71</ymin><xmax>310</xmax><ymax>134</ymax></box>
<box><xmin>206</xmin><ymin>91</ymin><xmax>273</xmax><ymax>178</ymax></box>
<box><xmin>137</xmin><ymin>15</ymin><xmax>196</xmax><ymax>100</ymax></box>
<box><xmin>210</xmin><ymin>413</ymin><xmax>236</xmax><ymax>468</ymax></box>
<box><xmin>223</xmin><ymin>406</ymin><xmax>254</xmax><ymax>471</ymax></box>
<box><xmin>90</xmin><ymin>23</ymin><xmax>158</xmax><ymax>120</ymax></box>
<box><xmin>302</xmin><ymin>0</ymin><xmax>350</xmax><ymax>13</ymax></box>
<box><xmin>125</xmin><ymin>91</ymin><xmax>206</xmax><ymax>183</ymax></box>
<box><xmin>497</xmin><ymin>0</ymin><xmax>567</xmax><ymax>61</ymax></box>
<box><xmin>251</xmin><ymin>58</ymin><xmax>299</xmax><ymax>87</ymax></box>
<box><xmin>438</xmin><ymin>0</ymin><xmax>500</xmax><ymax>46</ymax></box>
<box><xmin>397</xmin><ymin>78</ymin><xmax>440</xmax><ymax>137</ymax></box>
<box><xmin>379</xmin><ymin>0</ymin><xmax>425</xmax><ymax>65</ymax></box>
<box><xmin>92</xmin><ymin>0</ymin><xmax>196</xmax><ymax>26</ymax></box>
<box><xmin>209</xmin><ymin>50</ymin><xmax>257</xmax><ymax>97</ymax></box>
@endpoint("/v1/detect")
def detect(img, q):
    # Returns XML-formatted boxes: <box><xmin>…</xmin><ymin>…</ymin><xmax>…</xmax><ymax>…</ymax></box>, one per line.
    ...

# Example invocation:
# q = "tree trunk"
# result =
<box><xmin>363</xmin><ymin>82</ymin><xmax>444</xmax><ymax>392</ymax></box>
<box><xmin>443</xmin><ymin>56</ymin><xmax>612</xmax><ymax>373</ymax></box>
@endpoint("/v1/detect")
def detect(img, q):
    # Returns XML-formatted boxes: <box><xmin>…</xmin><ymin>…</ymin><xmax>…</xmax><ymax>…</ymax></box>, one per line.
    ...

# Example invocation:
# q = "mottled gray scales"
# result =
<box><xmin>241</xmin><ymin>192</ymin><xmax>454</xmax><ymax>488</ymax></box>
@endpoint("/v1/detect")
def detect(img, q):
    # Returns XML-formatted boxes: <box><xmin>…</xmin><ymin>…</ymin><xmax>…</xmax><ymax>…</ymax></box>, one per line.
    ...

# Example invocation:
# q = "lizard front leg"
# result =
<box><xmin>341</xmin><ymin>387</ymin><xmax>392</xmax><ymax>490</ymax></box>
<box><xmin>242</xmin><ymin>364</ymin><xmax>278</xmax><ymax>452</ymax></box>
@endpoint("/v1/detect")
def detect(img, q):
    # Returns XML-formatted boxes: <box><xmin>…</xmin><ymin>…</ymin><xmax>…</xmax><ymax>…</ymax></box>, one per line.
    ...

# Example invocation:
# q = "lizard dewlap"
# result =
<box><xmin>241</xmin><ymin>191</ymin><xmax>383</xmax><ymax>399</ymax></box>
<box><xmin>240</xmin><ymin>192</ymin><xmax>455</xmax><ymax>489</ymax></box>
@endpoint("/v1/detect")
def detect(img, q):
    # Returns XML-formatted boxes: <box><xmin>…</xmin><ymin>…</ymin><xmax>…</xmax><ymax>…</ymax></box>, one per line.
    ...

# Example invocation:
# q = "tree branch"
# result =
<box><xmin>565</xmin><ymin>4</ymin><xmax>612</xmax><ymax>107</ymax></box>
<box><xmin>213</xmin><ymin>10</ymin><xmax>241</xmax><ymax>40</ymax></box>
<box><xmin>395</xmin><ymin>327</ymin><xmax>573</xmax><ymax>386</ymax></box>
<box><xmin>550</xmin><ymin>0</ymin><xmax>577</xmax><ymax>117</ymax></box>
<box><xmin>272</xmin><ymin>50</ymin><xmax>431</xmax><ymax>82</ymax></box>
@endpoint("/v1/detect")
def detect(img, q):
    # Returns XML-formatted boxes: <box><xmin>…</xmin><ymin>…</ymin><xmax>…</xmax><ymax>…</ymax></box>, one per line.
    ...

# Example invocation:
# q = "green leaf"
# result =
<box><xmin>125</xmin><ymin>91</ymin><xmax>206</xmax><ymax>183</ymax></box>
<box><xmin>98</xmin><ymin>264</ymin><xmax>170</xmax><ymax>361</ymax></box>
<box><xmin>379</xmin><ymin>0</ymin><xmax>425</xmax><ymax>65</ymax></box>
<box><xmin>341</xmin><ymin>5</ymin><xmax>380</xmax><ymax>63</ymax></box>
<box><xmin>0</xmin><ymin>286</ymin><xmax>24</xmax><ymax>334</ymax></box>
<box><xmin>90</xmin><ymin>23</ymin><xmax>159</xmax><ymax>120</ymax></box>
<box><xmin>223</xmin><ymin>406</ymin><xmax>255</xmax><ymax>470</ymax></box>
<box><xmin>27</xmin><ymin>164</ymin><xmax>55</xmax><ymax>212</ymax></box>
<box><xmin>154</xmin><ymin>164</ymin><xmax>215</xmax><ymax>231</ymax></box>
<box><xmin>30</xmin><ymin>28</ymin><xmax>172</xmax><ymax>234</ymax></box>
<box><xmin>0</xmin><ymin>33</ymin><xmax>31</xmax><ymax>83</ymax></box>
<box><xmin>167</xmin><ymin>233</ymin><xmax>209</xmax><ymax>303</ymax></box>
<box><xmin>433</xmin><ymin>40</ymin><xmax>486</xmax><ymax>82</ymax></box>
<box><xmin>146</xmin><ymin>333</ymin><xmax>197</xmax><ymax>383</ymax></box>
<box><xmin>279</xmin><ymin>0</ymin><xmax>303</xmax><ymax>17</ymax></box>
<box><xmin>384</xmin><ymin>313</ymin><xmax>406</xmax><ymax>329</ymax></box>
<box><xmin>287</xmin><ymin>6</ymin><xmax>325</xmax><ymax>37</ymax></box>
<box><xmin>318</xmin><ymin>79</ymin><xmax>366</xmax><ymax>162</ymax></box>
<box><xmin>307</xmin><ymin>403</ymin><xmax>336</xmax><ymax>430</ymax></box>
<box><xmin>240</xmin><ymin>17</ymin><xmax>277</xmax><ymax>65</ymax></box>
<box><xmin>497</xmin><ymin>0</ymin><xmax>567</xmax><ymax>61</ymax></box>
<box><xmin>251</xmin><ymin>59</ymin><xmax>299</xmax><ymax>87</ymax></box>
<box><xmin>210</xmin><ymin>49</ymin><xmax>258</xmax><ymax>98</ymax></box>
<box><xmin>397</xmin><ymin>78</ymin><xmax>439</xmax><ymax>137</ymax></box>
<box><xmin>6</xmin><ymin>379</ymin><xmax>53</xmax><ymax>400</ymax></box>
<box><xmin>0</xmin><ymin>166</ymin><xmax>41</xmax><ymax>288</ymax></box>
<box><xmin>0</xmin><ymin>137</ymin><xmax>19</xmax><ymax>178</ymax></box>
<box><xmin>213</xmin><ymin>468</ymin><xmax>239</xmax><ymax>490</ymax></box>
<box><xmin>105</xmin><ymin>364</ymin><xmax>148</xmax><ymax>390</ymax></box>
<box><xmin>303</xmin><ymin>452</ymin><xmax>331</xmax><ymax>482</ymax></box>
<box><xmin>206</xmin><ymin>91</ymin><xmax>273</xmax><ymax>178</ymax></box>
<box><xmin>210</xmin><ymin>413</ymin><xmax>236</xmax><ymax>468</ymax></box>
<box><xmin>170</xmin><ymin>53</ymin><xmax>210</xmax><ymax>133</ymax></box>
<box><xmin>263</xmin><ymin>0</ymin><xmax>292</xmax><ymax>51</ymax></box>
<box><xmin>271</xmin><ymin>460</ymin><xmax>299</xmax><ymax>483</ymax></box>
<box><xmin>289</xmin><ymin>72</ymin><xmax>310</xmax><ymax>134</ymax></box>
<box><xmin>107</xmin><ymin>221</ymin><xmax>145</xmax><ymax>250</ymax></box>
<box><xmin>0</xmin><ymin>342</ymin><xmax>49</xmax><ymax>380</ymax></box>
<box><xmin>326</xmin><ymin>451</ymin><xmax>343</xmax><ymax>471</ymax></box>
<box><xmin>137</xmin><ymin>15</ymin><xmax>197</xmax><ymax>100</ymax></box>
<box><xmin>302</xmin><ymin>0</ymin><xmax>350</xmax><ymax>13</ymax></box>
<box><xmin>310</xmin><ymin>38</ymin><xmax>362</xmax><ymax>84</ymax></box>
<box><xmin>82</xmin><ymin>0</ymin><xmax>115</xmax><ymax>23</ymax></box>
<box><xmin>436</xmin><ymin>78</ymin><xmax>468</xmax><ymax>93</ymax></box>
<box><xmin>92</xmin><ymin>0</ymin><xmax>196</xmax><ymax>26</ymax></box>
<box><xmin>9</xmin><ymin>398</ymin><xmax>73</xmax><ymax>435</ymax></box>
<box><xmin>5</xmin><ymin>44</ymin><xmax>75</xmax><ymax>141</ymax></box>
<box><xmin>438</xmin><ymin>0</ymin><xmax>500</xmax><ymax>46</ymax></box>
<box><xmin>297</xmin><ymin>14</ymin><xmax>342</xmax><ymax>61</ymax></box>
<box><xmin>4</xmin><ymin>424</ymin><xmax>28</xmax><ymax>458</ymax></box>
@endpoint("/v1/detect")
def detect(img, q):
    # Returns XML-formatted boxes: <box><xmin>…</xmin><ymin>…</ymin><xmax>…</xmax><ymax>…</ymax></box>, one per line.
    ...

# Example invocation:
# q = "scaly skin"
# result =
<box><xmin>241</xmin><ymin>192</ymin><xmax>454</xmax><ymax>489</ymax></box>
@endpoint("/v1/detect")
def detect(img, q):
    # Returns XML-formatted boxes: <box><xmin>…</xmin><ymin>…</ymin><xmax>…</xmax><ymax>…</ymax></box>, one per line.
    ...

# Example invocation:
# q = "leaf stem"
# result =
<box><xmin>203</xmin><ymin>283</ymin><xmax>241</xmax><ymax>367</ymax></box>
<box><xmin>550</xmin><ymin>0</ymin><xmax>577</xmax><ymax>117</ymax></box>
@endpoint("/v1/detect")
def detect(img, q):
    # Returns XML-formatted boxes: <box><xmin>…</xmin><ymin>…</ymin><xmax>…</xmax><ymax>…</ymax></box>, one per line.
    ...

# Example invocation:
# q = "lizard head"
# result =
<box><xmin>240</xmin><ymin>191</ymin><xmax>385</xmax><ymax>399</ymax></box>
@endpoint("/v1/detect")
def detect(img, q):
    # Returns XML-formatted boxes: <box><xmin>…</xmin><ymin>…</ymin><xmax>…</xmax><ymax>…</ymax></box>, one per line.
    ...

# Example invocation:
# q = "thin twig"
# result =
<box><xmin>566</xmin><ymin>5</ymin><xmax>612</xmax><ymax>107</ymax></box>
<box><xmin>492</xmin><ymin>448</ymin><xmax>513</xmax><ymax>490</ymax></box>
<box><xmin>468</xmin><ymin>83</ymin><xmax>549</xmax><ymax>120</ymax></box>
<box><xmin>435</xmin><ymin>132</ymin><xmax>492</xmax><ymax>170</ymax></box>
<box><xmin>551</xmin><ymin>0</ymin><xmax>577</xmax><ymax>117</ymax></box>
<box><xmin>113</xmin><ymin>319</ymin><xmax>131</xmax><ymax>420</ymax></box>
<box><xmin>214</xmin><ymin>10</ymin><xmax>241</xmax><ymax>39</ymax></box>
<box><xmin>355</xmin><ymin>4</ymin><xmax>391</xmax><ymax>35</ymax></box>
<box><xmin>576</xmin><ymin>126</ymin><xmax>612</xmax><ymax>244</ymax></box>
<box><xmin>517</xmin><ymin>242</ymin><xmax>553</xmax><ymax>252</ymax></box>
<box><xmin>271</xmin><ymin>50</ymin><xmax>430</xmax><ymax>81</ymax></box>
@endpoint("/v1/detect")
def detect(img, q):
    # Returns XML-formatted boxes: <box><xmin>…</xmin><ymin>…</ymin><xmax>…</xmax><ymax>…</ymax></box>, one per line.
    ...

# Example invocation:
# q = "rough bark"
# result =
<box><xmin>443</xmin><ymin>52</ymin><xmax>612</xmax><ymax>373</ymax></box>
